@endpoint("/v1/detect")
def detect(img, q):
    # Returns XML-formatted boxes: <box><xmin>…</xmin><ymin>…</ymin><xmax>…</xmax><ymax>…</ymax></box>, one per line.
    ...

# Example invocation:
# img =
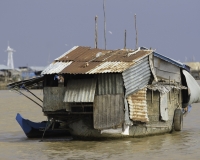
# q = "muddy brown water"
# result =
<box><xmin>0</xmin><ymin>89</ymin><xmax>200</xmax><ymax>160</ymax></box>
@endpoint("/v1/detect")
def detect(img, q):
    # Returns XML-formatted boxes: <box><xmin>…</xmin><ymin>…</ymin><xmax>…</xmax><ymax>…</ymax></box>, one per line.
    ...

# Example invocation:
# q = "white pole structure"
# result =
<box><xmin>5</xmin><ymin>45</ymin><xmax>15</xmax><ymax>69</ymax></box>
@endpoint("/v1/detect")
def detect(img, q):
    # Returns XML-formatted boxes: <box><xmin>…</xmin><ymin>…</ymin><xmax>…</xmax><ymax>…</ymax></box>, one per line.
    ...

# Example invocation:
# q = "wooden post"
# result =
<box><xmin>95</xmin><ymin>15</ymin><xmax>98</xmax><ymax>48</ymax></box>
<box><xmin>23</xmin><ymin>86</ymin><xmax>43</xmax><ymax>102</ymax></box>
<box><xmin>124</xmin><ymin>30</ymin><xmax>126</xmax><ymax>49</ymax></box>
<box><xmin>179</xmin><ymin>86</ymin><xmax>182</xmax><ymax>107</ymax></box>
<box><xmin>103</xmin><ymin>0</ymin><xmax>107</xmax><ymax>50</ymax></box>
<box><xmin>134</xmin><ymin>14</ymin><xmax>138</xmax><ymax>49</ymax></box>
<box><xmin>169</xmin><ymin>76</ymin><xmax>171</xmax><ymax>104</ymax></box>
<box><xmin>13</xmin><ymin>89</ymin><xmax>43</xmax><ymax>108</ymax></box>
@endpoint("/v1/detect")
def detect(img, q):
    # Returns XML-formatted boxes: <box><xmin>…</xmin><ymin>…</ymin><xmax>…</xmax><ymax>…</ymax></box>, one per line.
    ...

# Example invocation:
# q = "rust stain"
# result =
<box><xmin>127</xmin><ymin>88</ymin><xmax>149</xmax><ymax>122</ymax></box>
<box><xmin>43</xmin><ymin>46</ymin><xmax>153</xmax><ymax>74</ymax></box>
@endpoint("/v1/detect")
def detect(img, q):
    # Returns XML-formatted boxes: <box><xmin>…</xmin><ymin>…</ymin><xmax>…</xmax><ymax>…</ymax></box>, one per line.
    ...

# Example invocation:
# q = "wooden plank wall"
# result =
<box><xmin>43</xmin><ymin>87</ymin><xmax>70</xmax><ymax>111</ymax></box>
<box><xmin>93</xmin><ymin>94</ymin><xmax>124</xmax><ymax>129</ymax></box>
<box><xmin>154</xmin><ymin>57</ymin><xmax>181</xmax><ymax>82</ymax></box>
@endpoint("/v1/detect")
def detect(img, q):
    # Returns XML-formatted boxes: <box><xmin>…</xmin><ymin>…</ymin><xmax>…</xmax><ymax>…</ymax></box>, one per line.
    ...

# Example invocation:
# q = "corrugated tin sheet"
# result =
<box><xmin>42</xmin><ymin>46</ymin><xmax>153</xmax><ymax>75</ymax></box>
<box><xmin>127</xmin><ymin>88</ymin><xmax>149</xmax><ymax>122</ymax></box>
<box><xmin>86</xmin><ymin>62</ymin><xmax>135</xmax><ymax>74</ymax></box>
<box><xmin>41</xmin><ymin>61</ymin><xmax>72</xmax><ymax>75</ymax></box>
<box><xmin>44</xmin><ymin>61</ymin><xmax>134</xmax><ymax>74</ymax></box>
<box><xmin>63</xmin><ymin>79</ymin><xmax>96</xmax><ymax>102</ymax></box>
<box><xmin>60</xmin><ymin>62</ymin><xmax>101</xmax><ymax>74</ymax></box>
<box><xmin>122</xmin><ymin>56</ymin><xmax>151</xmax><ymax>96</ymax></box>
<box><xmin>55</xmin><ymin>46</ymin><xmax>79</xmax><ymax>61</ymax></box>
<box><xmin>96</xmin><ymin>74</ymin><xmax>124</xmax><ymax>95</ymax></box>
<box><xmin>57</xmin><ymin>46</ymin><xmax>152</xmax><ymax>62</ymax></box>
<box><xmin>94</xmin><ymin>94</ymin><xmax>124</xmax><ymax>129</ymax></box>
<box><xmin>64</xmin><ymin>48</ymin><xmax>106</xmax><ymax>62</ymax></box>
<box><xmin>94</xmin><ymin>49</ymin><xmax>151</xmax><ymax>62</ymax></box>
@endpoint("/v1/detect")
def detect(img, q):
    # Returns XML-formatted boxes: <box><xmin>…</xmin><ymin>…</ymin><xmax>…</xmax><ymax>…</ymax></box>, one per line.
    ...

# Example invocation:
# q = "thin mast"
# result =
<box><xmin>134</xmin><ymin>14</ymin><xmax>138</xmax><ymax>49</ymax></box>
<box><xmin>103</xmin><ymin>0</ymin><xmax>107</xmax><ymax>50</ymax></box>
<box><xmin>95</xmin><ymin>15</ymin><xmax>98</xmax><ymax>48</ymax></box>
<box><xmin>124</xmin><ymin>30</ymin><xmax>127</xmax><ymax>49</ymax></box>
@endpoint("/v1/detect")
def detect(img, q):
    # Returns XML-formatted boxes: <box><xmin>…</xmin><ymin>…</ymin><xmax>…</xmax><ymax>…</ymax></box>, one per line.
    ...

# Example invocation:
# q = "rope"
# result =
<box><xmin>40</xmin><ymin>118</ymin><xmax>53</xmax><ymax>141</ymax></box>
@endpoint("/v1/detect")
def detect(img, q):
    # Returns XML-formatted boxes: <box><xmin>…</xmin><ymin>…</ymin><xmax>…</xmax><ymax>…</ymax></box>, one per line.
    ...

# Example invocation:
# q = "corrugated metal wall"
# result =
<box><xmin>96</xmin><ymin>74</ymin><xmax>124</xmax><ymax>95</ymax></box>
<box><xmin>127</xmin><ymin>88</ymin><xmax>149</xmax><ymax>122</ymax></box>
<box><xmin>93</xmin><ymin>94</ymin><xmax>124</xmax><ymax>129</ymax></box>
<box><xmin>63</xmin><ymin>79</ymin><xmax>96</xmax><ymax>102</ymax></box>
<box><xmin>122</xmin><ymin>56</ymin><xmax>151</xmax><ymax>96</ymax></box>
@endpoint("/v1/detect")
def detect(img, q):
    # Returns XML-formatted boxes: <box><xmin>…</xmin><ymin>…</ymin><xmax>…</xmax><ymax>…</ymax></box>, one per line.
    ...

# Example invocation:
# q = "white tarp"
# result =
<box><xmin>160</xmin><ymin>93</ymin><xmax>168</xmax><ymax>121</ymax></box>
<box><xmin>182</xmin><ymin>70</ymin><xmax>200</xmax><ymax>104</ymax></box>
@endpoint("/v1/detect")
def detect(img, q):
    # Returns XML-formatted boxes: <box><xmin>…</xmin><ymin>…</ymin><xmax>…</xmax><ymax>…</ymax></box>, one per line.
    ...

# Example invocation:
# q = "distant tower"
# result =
<box><xmin>6</xmin><ymin>45</ymin><xmax>15</xmax><ymax>69</ymax></box>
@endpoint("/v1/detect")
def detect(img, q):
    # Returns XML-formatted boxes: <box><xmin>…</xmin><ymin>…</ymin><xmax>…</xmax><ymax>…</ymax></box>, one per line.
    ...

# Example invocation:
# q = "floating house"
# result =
<box><xmin>8</xmin><ymin>46</ymin><xmax>200</xmax><ymax>139</ymax></box>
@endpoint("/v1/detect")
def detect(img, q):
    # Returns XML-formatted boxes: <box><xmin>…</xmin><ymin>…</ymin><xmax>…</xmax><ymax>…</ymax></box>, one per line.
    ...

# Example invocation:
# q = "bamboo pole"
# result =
<box><xmin>134</xmin><ymin>14</ymin><xmax>138</xmax><ymax>49</ymax></box>
<box><xmin>95</xmin><ymin>15</ymin><xmax>98</xmax><ymax>48</ymax></box>
<box><xmin>124</xmin><ymin>30</ymin><xmax>127</xmax><ymax>49</ymax></box>
<box><xmin>13</xmin><ymin>89</ymin><xmax>43</xmax><ymax>108</ymax></box>
<box><xmin>103</xmin><ymin>0</ymin><xmax>107</xmax><ymax>50</ymax></box>
<box><xmin>23</xmin><ymin>86</ymin><xmax>43</xmax><ymax>102</ymax></box>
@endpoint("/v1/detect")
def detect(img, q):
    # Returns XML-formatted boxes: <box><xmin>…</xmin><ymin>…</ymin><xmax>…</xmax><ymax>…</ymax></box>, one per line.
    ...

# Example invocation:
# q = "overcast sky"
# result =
<box><xmin>1</xmin><ymin>0</ymin><xmax>200</xmax><ymax>68</ymax></box>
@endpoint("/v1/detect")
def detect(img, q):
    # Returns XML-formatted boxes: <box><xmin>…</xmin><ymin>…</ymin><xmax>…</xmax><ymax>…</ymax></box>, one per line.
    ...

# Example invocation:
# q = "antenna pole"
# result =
<box><xmin>95</xmin><ymin>15</ymin><xmax>98</xmax><ymax>49</ymax></box>
<box><xmin>134</xmin><ymin>14</ymin><xmax>138</xmax><ymax>49</ymax></box>
<box><xmin>124</xmin><ymin>30</ymin><xmax>126</xmax><ymax>49</ymax></box>
<box><xmin>103</xmin><ymin>0</ymin><xmax>107</xmax><ymax>50</ymax></box>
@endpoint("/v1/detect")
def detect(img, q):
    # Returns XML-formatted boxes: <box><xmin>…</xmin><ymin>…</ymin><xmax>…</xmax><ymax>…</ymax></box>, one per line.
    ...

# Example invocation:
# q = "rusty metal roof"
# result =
<box><xmin>86</xmin><ymin>61</ymin><xmax>135</xmax><ymax>74</ymax></box>
<box><xmin>42</xmin><ymin>46</ymin><xmax>153</xmax><ymax>75</ymax></box>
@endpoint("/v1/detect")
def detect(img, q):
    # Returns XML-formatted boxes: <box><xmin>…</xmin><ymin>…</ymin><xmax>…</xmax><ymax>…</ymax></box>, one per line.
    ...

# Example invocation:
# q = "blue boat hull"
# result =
<box><xmin>16</xmin><ymin>113</ymin><xmax>70</xmax><ymax>138</ymax></box>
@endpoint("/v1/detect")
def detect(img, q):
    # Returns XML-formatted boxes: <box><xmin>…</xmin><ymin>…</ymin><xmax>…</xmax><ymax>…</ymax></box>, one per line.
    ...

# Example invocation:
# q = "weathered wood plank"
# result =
<box><xmin>155</xmin><ymin>68</ymin><xmax>181</xmax><ymax>82</ymax></box>
<box><xmin>94</xmin><ymin>94</ymin><xmax>124</xmax><ymax>129</ymax></box>
<box><xmin>154</xmin><ymin>57</ymin><xmax>180</xmax><ymax>73</ymax></box>
<box><xmin>154</xmin><ymin>57</ymin><xmax>181</xmax><ymax>82</ymax></box>
<box><xmin>43</xmin><ymin>87</ymin><xmax>70</xmax><ymax>111</ymax></box>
